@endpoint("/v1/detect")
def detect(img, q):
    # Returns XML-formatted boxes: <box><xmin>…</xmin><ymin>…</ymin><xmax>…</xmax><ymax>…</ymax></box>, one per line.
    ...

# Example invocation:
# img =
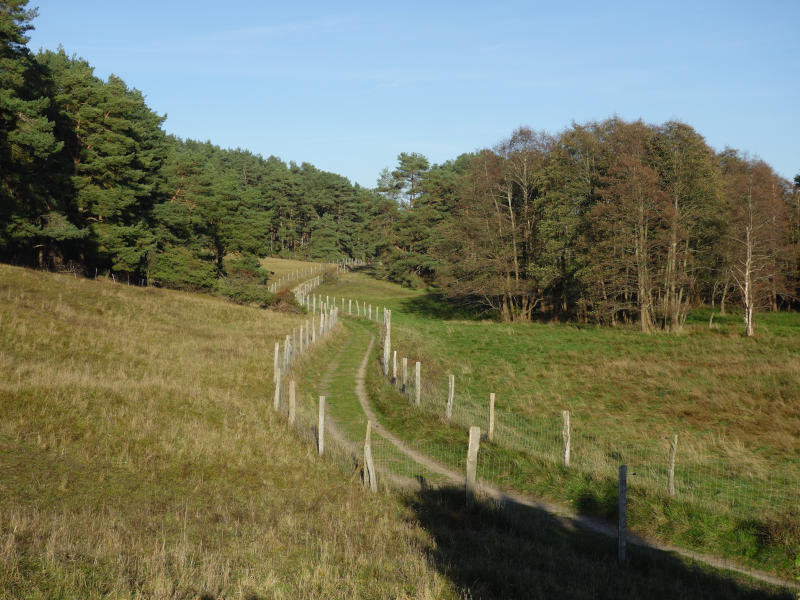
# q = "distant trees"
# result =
<box><xmin>378</xmin><ymin>119</ymin><xmax>797</xmax><ymax>334</ymax></box>
<box><xmin>3</xmin><ymin>1</ymin><xmax>796</xmax><ymax>331</ymax></box>
<box><xmin>383</xmin><ymin>152</ymin><xmax>430</xmax><ymax>206</ymax></box>
<box><xmin>720</xmin><ymin>154</ymin><xmax>792</xmax><ymax>335</ymax></box>
<box><xmin>0</xmin><ymin>2</ymin><xmax>378</xmax><ymax>295</ymax></box>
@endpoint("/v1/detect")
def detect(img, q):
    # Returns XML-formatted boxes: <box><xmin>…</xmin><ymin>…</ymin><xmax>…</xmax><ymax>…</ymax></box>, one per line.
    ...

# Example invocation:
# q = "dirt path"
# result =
<box><xmin>355</xmin><ymin>334</ymin><xmax>463</xmax><ymax>484</ymax></box>
<box><xmin>352</xmin><ymin>331</ymin><xmax>798</xmax><ymax>592</ymax></box>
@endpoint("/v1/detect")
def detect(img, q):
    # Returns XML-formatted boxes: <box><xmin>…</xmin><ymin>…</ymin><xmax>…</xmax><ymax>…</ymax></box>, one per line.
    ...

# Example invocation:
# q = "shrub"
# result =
<box><xmin>147</xmin><ymin>247</ymin><xmax>218</xmax><ymax>290</ymax></box>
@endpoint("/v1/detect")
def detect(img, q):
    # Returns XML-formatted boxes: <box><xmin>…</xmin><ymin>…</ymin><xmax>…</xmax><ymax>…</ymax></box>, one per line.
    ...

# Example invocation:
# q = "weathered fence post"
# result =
<box><xmin>466</xmin><ymin>426</ymin><xmax>481</xmax><ymax>507</ymax></box>
<box><xmin>382</xmin><ymin>312</ymin><xmax>391</xmax><ymax>376</ymax></box>
<box><xmin>273</xmin><ymin>342</ymin><xmax>280</xmax><ymax>381</ymax></box>
<box><xmin>618</xmin><ymin>464</ymin><xmax>627</xmax><ymax>562</ymax></box>
<box><xmin>488</xmin><ymin>393</ymin><xmax>496</xmax><ymax>442</ymax></box>
<box><xmin>288</xmin><ymin>380</ymin><xmax>296</xmax><ymax>426</ymax></box>
<box><xmin>562</xmin><ymin>410</ymin><xmax>571</xmax><ymax>467</ymax></box>
<box><xmin>349</xmin><ymin>298</ymin><xmax>352</xmax><ymax>315</ymax></box>
<box><xmin>392</xmin><ymin>350</ymin><xmax>397</xmax><ymax>384</ymax></box>
<box><xmin>668</xmin><ymin>433</ymin><xmax>678</xmax><ymax>497</ymax></box>
<box><xmin>298</xmin><ymin>323</ymin><xmax>304</xmax><ymax>353</ymax></box>
<box><xmin>402</xmin><ymin>357</ymin><xmax>408</xmax><ymax>393</ymax></box>
<box><xmin>364</xmin><ymin>421</ymin><xmax>377</xmax><ymax>493</ymax></box>
<box><xmin>415</xmin><ymin>361</ymin><xmax>421</xmax><ymax>405</ymax></box>
<box><xmin>273</xmin><ymin>366</ymin><xmax>281</xmax><ymax>411</ymax></box>
<box><xmin>446</xmin><ymin>374</ymin><xmax>455</xmax><ymax>420</ymax></box>
<box><xmin>318</xmin><ymin>396</ymin><xmax>326</xmax><ymax>455</ymax></box>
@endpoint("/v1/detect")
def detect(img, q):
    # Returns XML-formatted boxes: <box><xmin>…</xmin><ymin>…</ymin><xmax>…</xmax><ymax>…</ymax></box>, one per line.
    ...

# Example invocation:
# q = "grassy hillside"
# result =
<box><xmin>260</xmin><ymin>257</ymin><xmax>330</xmax><ymax>283</ymax></box>
<box><xmin>1</xmin><ymin>264</ymin><xmax>795</xmax><ymax>599</ymax></box>
<box><xmin>0</xmin><ymin>266</ymin><xmax>451</xmax><ymax>599</ymax></box>
<box><xmin>315</xmin><ymin>268</ymin><xmax>800</xmax><ymax>578</ymax></box>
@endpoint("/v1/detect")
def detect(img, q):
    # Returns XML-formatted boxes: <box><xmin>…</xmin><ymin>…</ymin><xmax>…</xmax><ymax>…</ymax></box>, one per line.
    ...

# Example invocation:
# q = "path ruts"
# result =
<box><xmin>345</xmin><ymin>321</ymin><xmax>798</xmax><ymax>592</ymax></box>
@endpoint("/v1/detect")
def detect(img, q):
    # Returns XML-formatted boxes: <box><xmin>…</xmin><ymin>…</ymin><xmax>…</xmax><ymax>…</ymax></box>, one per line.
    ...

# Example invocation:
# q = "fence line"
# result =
<box><xmin>268</xmin><ymin>257</ymin><xmax>366</xmax><ymax>293</ymax></box>
<box><xmin>263</xmin><ymin>275</ymin><xmax>798</xmax><ymax>586</ymax></box>
<box><xmin>309</xmin><ymin>292</ymin><xmax>800</xmax><ymax>528</ymax></box>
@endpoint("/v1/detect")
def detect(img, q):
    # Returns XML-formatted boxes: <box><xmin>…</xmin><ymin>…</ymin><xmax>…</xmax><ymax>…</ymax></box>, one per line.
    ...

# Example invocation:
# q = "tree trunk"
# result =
<box><xmin>636</xmin><ymin>187</ymin><xmax>653</xmax><ymax>333</ymax></box>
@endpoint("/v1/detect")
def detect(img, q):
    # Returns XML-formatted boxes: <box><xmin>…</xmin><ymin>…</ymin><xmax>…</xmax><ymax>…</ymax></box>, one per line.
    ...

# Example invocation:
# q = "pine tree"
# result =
<box><xmin>39</xmin><ymin>48</ymin><xmax>166</xmax><ymax>275</ymax></box>
<box><xmin>0</xmin><ymin>0</ymin><xmax>67</xmax><ymax>266</ymax></box>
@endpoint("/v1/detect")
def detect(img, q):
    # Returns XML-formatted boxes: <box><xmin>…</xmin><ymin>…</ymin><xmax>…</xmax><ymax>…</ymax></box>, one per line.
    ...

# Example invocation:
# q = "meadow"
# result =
<box><xmin>1</xmin><ymin>264</ymin><xmax>795</xmax><ymax>598</ymax></box>
<box><xmin>314</xmin><ymin>268</ymin><xmax>800</xmax><ymax>578</ymax></box>
<box><xmin>0</xmin><ymin>265</ymin><xmax>451</xmax><ymax>599</ymax></box>
<box><xmin>259</xmin><ymin>257</ymin><xmax>330</xmax><ymax>289</ymax></box>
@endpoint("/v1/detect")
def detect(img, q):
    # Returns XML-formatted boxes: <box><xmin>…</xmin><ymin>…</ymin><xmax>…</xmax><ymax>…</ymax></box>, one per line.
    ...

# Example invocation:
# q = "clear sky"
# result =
<box><xmin>25</xmin><ymin>0</ymin><xmax>799</xmax><ymax>188</ymax></box>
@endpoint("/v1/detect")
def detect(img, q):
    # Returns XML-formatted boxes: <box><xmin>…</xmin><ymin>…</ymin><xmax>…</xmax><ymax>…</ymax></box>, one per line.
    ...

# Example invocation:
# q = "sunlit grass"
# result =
<box><xmin>0</xmin><ymin>265</ymin><xmax>451</xmax><ymax>599</ymax></box>
<box><xmin>316</xmin><ymin>269</ymin><xmax>800</xmax><ymax>577</ymax></box>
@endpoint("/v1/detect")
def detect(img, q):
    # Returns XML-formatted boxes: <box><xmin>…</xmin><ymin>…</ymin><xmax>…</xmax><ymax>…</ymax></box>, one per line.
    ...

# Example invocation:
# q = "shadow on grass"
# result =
<box><xmin>405</xmin><ymin>486</ymin><xmax>794</xmax><ymax>600</ymax></box>
<box><xmin>400</xmin><ymin>292</ymin><xmax>491</xmax><ymax>321</ymax></box>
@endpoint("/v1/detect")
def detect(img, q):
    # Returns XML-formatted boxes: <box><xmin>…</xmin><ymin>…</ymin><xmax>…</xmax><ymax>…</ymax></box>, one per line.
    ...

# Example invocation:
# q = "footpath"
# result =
<box><xmin>310</xmin><ymin>312</ymin><xmax>797</xmax><ymax>593</ymax></box>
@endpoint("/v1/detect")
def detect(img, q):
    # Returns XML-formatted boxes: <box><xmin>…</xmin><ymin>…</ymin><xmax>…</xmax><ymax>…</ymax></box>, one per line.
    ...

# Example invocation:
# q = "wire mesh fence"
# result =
<box><xmin>349</xmin><ymin>304</ymin><xmax>800</xmax><ymax>528</ymax></box>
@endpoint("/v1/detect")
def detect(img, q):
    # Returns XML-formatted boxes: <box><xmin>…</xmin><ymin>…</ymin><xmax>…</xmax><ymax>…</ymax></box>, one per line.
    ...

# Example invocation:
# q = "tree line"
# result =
<box><xmin>1</xmin><ymin>1</ymin><xmax>382</xmax><ymax>301</ymax></box>
<box><xmin>375</xmin><ymin>124</ymin><xmax>800</xmax><ymax>334</ymax></box>
<box><xmin>4</xmin><ymin>1</ymin><xmax>798</xmax><ymax>331</ymax></box>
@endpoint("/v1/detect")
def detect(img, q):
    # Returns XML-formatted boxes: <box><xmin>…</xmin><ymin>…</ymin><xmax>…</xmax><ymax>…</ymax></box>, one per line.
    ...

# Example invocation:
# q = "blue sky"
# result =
<box><xmin>26</xmin><ymin>0</ymin><xmax>799</xmax><ymax>187</ymax></box>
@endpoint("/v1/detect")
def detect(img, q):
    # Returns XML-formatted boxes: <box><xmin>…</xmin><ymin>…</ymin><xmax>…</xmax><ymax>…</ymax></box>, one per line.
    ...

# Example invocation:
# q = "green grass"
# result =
<box><xmin>3</xmin><ymin>263</ymin><xmax>796</xmax><ymax>598</ymax></box>
<box><xmin>315</xmin><ymin>267</ymin><xmax>800</xmax><ymax>579</ymax></box>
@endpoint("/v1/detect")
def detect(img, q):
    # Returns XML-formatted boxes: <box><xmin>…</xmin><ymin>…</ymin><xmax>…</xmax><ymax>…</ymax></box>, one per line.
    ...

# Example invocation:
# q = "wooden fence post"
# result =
<box><xmin>488</xmin><ymin>393</ymin><xmax>496</xmax><ymax>442</ymax></box>
<box><xmin>618</xmin><ymin>464</ymin><xmax>627</xmax><ymax>562</ymax></box>
<box><xmin>402</xmin><ymin>357</ymin><xmax>408</xmax><ymax>393</ymax></box>
<box><xmin>364</xmin><ymin>421</ymin><xmax>377</xmax><ymax>493</ymax></box>
<box><xmin>362</xmin><ymin>421</ymin><xmax>371</xmax><ymax>489</ymax></box>
<box><xmin>288</xmin><ymin>380</ymin><xmax>296</xmax><ymax>426</ymax></box>
<box><xmin>273</xmin><ymin>366</ymin><xmax>281</xmax><ymax>411</ymax></box>
<box><xmin>415</xmin><ymin>361</ymin><xmax>421</xmax><ymax>405</ymax></box>
<box><xmin>318</xmin><ymin>396</ymin><xmax>326</xmax><ymax>455</ymax></box>
<box><xmin>446</xmin><ymin>374</ymin><xmax>455</xmax><ymax>419</ymax></box>
<box><xmin>562</xmin><ymin>410</ymin><xmax>571</xmax><ymax>467</ymax></box>
<box><xmin>349</xmin><ymin>298</ymin><xmax>352</xmax><ymax>315</ymax></box>
<box><xmin>392</xmin><ymin>350</ymin><xmax>397</xmax><ymax>384</ymax></box>
<box><xmin>668</xmin><ymin>433</ymin><xmax>678</xmax><ymax>497</ymax></box>
<box><xmin>466</xmin><ymin>426</ymin><xmax>481</xmax><ymax>506</ymax></box>
<box><xmin>382</xmin><ymin>324</ymin><xmax>390</xmax><ymax>376</ymax></box>
<box><xmin>273</xmin><ymin>342</ymin><xmax>280</xmax><ymax>381</ymax></box>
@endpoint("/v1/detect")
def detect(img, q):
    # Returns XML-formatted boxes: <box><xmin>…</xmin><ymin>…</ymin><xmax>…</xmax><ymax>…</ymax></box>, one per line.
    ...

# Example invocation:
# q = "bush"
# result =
<box><xmin>215</xmin><ymin>276</ymin><xmax>274</xmax><ymax>308</ymax></box>
<box><xmin>224</xmin><ymin>253</ymin><xmax>269</xmax><ymax>283</ymax></box>
<box><xmin>147</xmin><ymin>247</ymin><xmax>218</xmax><ymax>290</ymax></box>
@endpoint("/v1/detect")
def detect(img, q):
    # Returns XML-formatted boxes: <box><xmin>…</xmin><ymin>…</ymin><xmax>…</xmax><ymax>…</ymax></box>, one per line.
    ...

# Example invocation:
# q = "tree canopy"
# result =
<box><xmin>0</xmin><ymin>2</ymin><xmax>380</xmax><ymax>298</ymax></box>
<box><xmin>375</xmin><ymin>121</ymin><xmax>798</xmax><ymax>334</ymax></box>
<box><xmin>2</xmin><ymin>0</ymin><xmax>797</xmax><ymax>332</ymax></box>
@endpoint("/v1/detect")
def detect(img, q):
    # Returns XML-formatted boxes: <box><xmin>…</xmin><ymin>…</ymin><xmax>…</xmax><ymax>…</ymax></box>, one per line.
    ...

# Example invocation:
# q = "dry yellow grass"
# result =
<box><xmin>0</xmin><ymin>265</ymin><xmax>452</xmax><ymax>599</ymax></box>
<box><xmin>259</xmin><ymin>256</ymin><xmax>330</xmax><ymax>279</ymax></box>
